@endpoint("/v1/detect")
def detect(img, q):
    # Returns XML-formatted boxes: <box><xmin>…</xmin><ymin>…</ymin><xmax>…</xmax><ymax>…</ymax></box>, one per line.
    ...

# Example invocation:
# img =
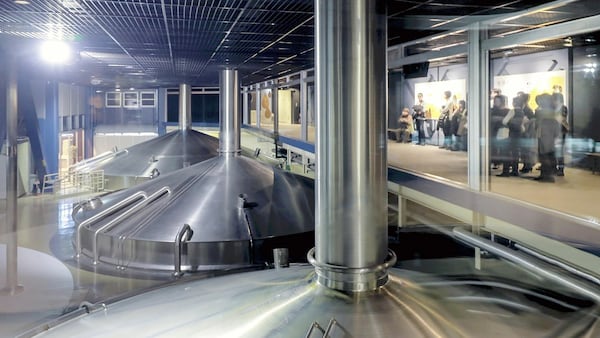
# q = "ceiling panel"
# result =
<box><xmin>0</xmin><ymin>0</ymin><xmax>588</xmax><ymax>88</ymax></box>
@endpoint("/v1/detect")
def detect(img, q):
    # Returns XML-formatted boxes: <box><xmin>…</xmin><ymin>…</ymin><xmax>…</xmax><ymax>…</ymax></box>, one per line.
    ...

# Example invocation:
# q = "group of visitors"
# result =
<box><xmin>491</xmin><ymin>86</ymin><xmax>569</xmax><ymax>182</ymax></box>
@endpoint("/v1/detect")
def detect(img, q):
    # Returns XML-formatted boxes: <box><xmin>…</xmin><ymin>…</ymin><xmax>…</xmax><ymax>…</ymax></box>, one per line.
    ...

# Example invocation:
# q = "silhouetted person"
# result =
<box><xmin>412</xmin><ymin>93</ymin><xmax>427</xmax><ymax>145</ymax></box>
<box><xmin>535</xmin><ymin>93</ymin><xmax>560</xmax><ymax>182</ymax></box>
<box><xmin>519</xmin><ymin>92</ymin><xmax>536</xmax><ymax>173</ymax></box>
<box><xmin>552</xmin><ymin>92</ymin><xmax>569</xmax><ymax>176</ymax></box>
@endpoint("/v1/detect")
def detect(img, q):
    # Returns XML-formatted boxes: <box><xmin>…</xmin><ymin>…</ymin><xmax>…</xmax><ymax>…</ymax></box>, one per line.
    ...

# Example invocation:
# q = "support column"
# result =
<box><xmin>300</xmin><ymin>70</ymin><xmax>308</xmax><ymax>141</ymax></box>
<box><xmin>2</xmin><ymin>52</ymin><xmax>23</xmax><ymax>295</ymax></box>
<box><xmin>468</xmin><ymin>22</ymin><xmax>489</xmax><ymax>191</ymax></box>
<box><xmin>157</xmin><ymin>88</ymin><xmax>168</xmax><ymax>135</ymax></box>
<box><xmin>255</xmin><ymin>86</ymin><xmax>261</xmax><ymax>129</ymax></box>
<box><xmin>272</xmin><ymin>83</ymin><xmax>278</xmax><ymax>137</ymax></box>
<box><xmin>312</xmin><ymin>0</ymin><xmax>393</xmax><ymax>292</ymax></box>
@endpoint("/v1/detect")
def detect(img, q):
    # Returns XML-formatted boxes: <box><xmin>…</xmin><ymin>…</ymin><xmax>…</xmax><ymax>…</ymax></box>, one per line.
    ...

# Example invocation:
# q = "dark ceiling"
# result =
<box><xmin>0</xmin><ymin>0</ymin><xmax>563</xmax><ymax>88</ymax></box>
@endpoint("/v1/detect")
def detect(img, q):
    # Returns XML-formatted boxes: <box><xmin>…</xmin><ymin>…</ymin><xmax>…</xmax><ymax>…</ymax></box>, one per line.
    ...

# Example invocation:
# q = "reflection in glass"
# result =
<box><xmin>279</xmin><ymin>85</ymin><xmax>301</xmax><ymax>139</ymax></box>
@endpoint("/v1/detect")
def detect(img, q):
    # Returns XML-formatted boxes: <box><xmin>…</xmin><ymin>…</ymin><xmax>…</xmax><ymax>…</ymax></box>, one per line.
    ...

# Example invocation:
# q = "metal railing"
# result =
<box><xmin>41</xmin><ymin>170</ymin><xmax>105</xmax><ymax>195</ymax></box>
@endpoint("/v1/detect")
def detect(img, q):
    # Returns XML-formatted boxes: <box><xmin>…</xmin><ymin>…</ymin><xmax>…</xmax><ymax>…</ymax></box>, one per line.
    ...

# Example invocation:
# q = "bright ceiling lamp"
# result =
<box><xmin>40</xmin><ymin>40</ymin><xmax>72</xmax><ymax>64</ymax></box>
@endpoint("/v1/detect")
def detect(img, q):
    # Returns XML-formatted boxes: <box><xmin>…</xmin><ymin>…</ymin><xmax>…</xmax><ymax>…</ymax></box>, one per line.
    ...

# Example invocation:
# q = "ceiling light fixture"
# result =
<box><xmin>40</xmin><ymin>41</ymin><xmax>72</xmax><ymax>64</ymax></box>
<box><xmin>14</xmin><ymin>0</ymin><xmax>30</xmax><ymax>4</ymax></box>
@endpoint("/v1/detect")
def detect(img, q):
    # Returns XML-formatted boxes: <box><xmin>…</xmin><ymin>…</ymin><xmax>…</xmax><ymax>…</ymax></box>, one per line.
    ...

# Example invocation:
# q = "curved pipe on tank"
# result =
<box><xmin>75</xmin><ymin>191</ymin><xmax>148</xmax><ymax>257</ymax></box>
<box><xmin>91</xmin><ymin>187</ymin><xmax>171</xmax><ymax>264</ymax></box>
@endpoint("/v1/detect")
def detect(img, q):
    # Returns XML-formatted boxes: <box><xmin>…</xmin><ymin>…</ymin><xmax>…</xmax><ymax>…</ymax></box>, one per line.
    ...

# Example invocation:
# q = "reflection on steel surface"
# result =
<box><xmin>73</xmin><ymin>155</ymin><xmax>315</xmax><ymax>273</ymax></box>
<box><xmin>31</xmin><ymin>265</ymin><xmax>599</xmax><ymax>337</ymax></box>
<box><xmin>74</xmin><ymin>129</ymin><xmax>219</xmax><ymax>190</ymax></box>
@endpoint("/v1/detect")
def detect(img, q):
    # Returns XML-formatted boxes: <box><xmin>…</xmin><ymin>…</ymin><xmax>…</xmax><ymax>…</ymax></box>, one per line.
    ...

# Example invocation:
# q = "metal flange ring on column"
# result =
<box><xmin>307</xmin><ymin>248</ymin><xmax>397</xmax><ymax>292</ymax></box>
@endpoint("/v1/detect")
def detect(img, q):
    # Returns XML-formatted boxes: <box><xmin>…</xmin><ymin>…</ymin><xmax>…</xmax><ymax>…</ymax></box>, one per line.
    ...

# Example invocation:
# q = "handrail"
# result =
<box><xmin>70</xmin><ymin>149</ymin><xmax>128</xmax><ymax>172</ymax></box>
<box><xmin>452</xmin><ymin>227</ymin><xmax>600</xmax><ymax>303</ymax></box>
<box><xmin>173</xmin><ymin>223</ymin><xmax>194</xmax><ymax>277</ymax></box>
<box><xmin>305</xmin><ymin>318</ymin><xmax>341</xmax><ymax>338</ymax></box>
<box><xmin>305</xmin><ymin>322</ymin><xmax>325</xmax><ymax>338</ymax></box>
<box><xmin>75</xmin><ymin>191</ymin><xmax>148</xmax><ymax>257</ymax></box>
<box><xmin>92</xmin><ymin>186</ymin><xmax>171</xmax><ymax>264</ymax></box>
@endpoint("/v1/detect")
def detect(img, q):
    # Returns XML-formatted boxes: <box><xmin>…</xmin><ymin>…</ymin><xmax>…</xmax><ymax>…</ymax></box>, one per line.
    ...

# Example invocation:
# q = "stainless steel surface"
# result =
<box><xmin>73</xmin><ymin>155</ymin><xmax>315</xmax><ymax>272</ymax></box>
<box><xmin>178</xmin><ymin>84</ymin><xmax>191</xmax><ymax>130</ymax></box>
<box><xmin>30</xmin><ymin>265</ymin><xmax>600</xmax><ymax>337</ymax></box>
<box><xmin>452</xmin><ymin>227</ymin><xmax>600</xmax><ymax>303</ymax></box>
<box><xmin>314</xmin><ymin>0</ymin><xmax>388</xmax><ymax>291</ymax></box>
<box><xmin>2</xmin><ymin>52</ymin><xmax>22</xmax><ymax>295</ymax></box>
<box><xmin>219</xmin><ymin>68</ymin><xmax>240</xmax><ymax>154</ymax></box>
<box><xmin>80</xmin><ymin>129</ymin><xmax>219</xmax><ymax>190</ymax></box>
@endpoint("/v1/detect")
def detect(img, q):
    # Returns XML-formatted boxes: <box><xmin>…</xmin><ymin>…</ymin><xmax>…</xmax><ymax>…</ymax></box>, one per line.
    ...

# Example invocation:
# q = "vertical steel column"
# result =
<box><xmin>271</xmin><ymin>83</ymin><xmax>279</xmax><ymax>137</ymax></box>
<box><xmin>468</xmin><ymin>22</ymin><xmax>490</xmax><ymax>192</ymax></box>
<box><xmin>2</xmin><ymin>53</ymin><xmax>23</xmax><ymax>295</ymax></box>
<box><xmin>255</xmin><ymin>86</ymin><xmax>261</xmax><ymax>129</ymax></box>
<box><xmin>312</xmin><ymin>0</ymin><xmax>393</xmax><ymax>292</ymax></box>
<box><xmin>242</xmin><ymin>87</ymin><xmax>249</xmax><ymax>125</ymax></box>
<box><xmin>300</xmin><ymin>71</ymin><xmax>308</xmax><ymax>141</ymax></box>
<box><xmin>157</xmin><ymin>88</ymin><xmax>168</xmax><ymax>135</ymax></box>
<box><xmin>219</xmin><ymin>69</ymin><xmax>240</xmax><ymax>154</ymax></box>
<box><xmin>178</xmin><ymin>84</ymin><xmax>192</xmax><ymax>130</ymax></box>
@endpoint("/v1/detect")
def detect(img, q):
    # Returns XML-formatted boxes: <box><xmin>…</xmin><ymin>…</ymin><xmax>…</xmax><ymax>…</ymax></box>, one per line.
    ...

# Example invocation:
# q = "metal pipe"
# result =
<box><xmin>92</xmin><ymin>187</ymin><xmax>170</xmax><ymax>264</ymax></box>
<box><xmin>179</xmin><ymin>84</ymin><xmax>191</xmax><ymax>130</ymax></box>
<box><xmin>219</xmin><ymin>69</ymin><xmax>240</xmax><ymax>154</ymax></box>
<box><xmin>75</xmin><ymin>191</ymin><xmax>148</xmax><ymax>257</ymax></box>
<box><xmin>313</xmin><ymin>0</ymin><xmax>389</xmax><ymax>292</ymax></box>
<box><xmin>173</xmin><ymin>223</ymin><xmax>193</xmax><ymax>277</ymax></box>
<box><xmin>2</xmin><ymin>52</ymin><xmax>23</xmax><ymax>295</ymax></box>
<box><xmin>452</xmin><ymin>227</ymin><xmax>600</xmax><ymax>303</ymax></box>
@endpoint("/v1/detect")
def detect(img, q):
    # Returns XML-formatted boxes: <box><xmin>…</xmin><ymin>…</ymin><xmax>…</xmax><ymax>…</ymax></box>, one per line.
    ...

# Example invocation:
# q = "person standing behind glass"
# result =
<box><xmin>412</xmin><ymin>92</ymin><xmax>427</xmax><ymax>145</ymax></box>
<box><xmin>456</xmin><ymin>100</ymin><xmax>468</xmax><ymax>151</ymax></box>
<box><xmin>438</xmin><ymin>90</ymin><xmax>454</xmax><ymax>149</ymax></box>
<box><xmin>552</xmin><ymin>89</ymin><xmax>569</xmax><ymax>176</ymax></box>
<box><xmin>497</xmin><ymin>95</ymin><xmax>524</xmax><ymax>176</ymax></box>
<box><xmin>519</xmin><ymin>92</ymin><xmax>536</xmax><ymax>173</ymax></box>
<box><xmin>450</xmin><ymin>100</ymin><xmax>466</xmax><ymax>151</ymax></box>
<box><xmin>490</xmin><ymin>94</ymin><xmax>510</xmax><ymax>169</ymax></box>
<box><xmin>534</xmin><ymin>93</ymin><xmax>560</xmax><ymax>182</ymax></box>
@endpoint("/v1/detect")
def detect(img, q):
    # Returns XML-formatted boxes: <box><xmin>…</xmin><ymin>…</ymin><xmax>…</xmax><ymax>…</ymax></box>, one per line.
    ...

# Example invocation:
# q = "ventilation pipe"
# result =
<box><xmin>178</xmin><ymin>83</ymin><xmax>191</xmax><ymax>130</ymax></box>
<box><xmin>219</xmin><ymin>68</ymin><xmax>240</xmax><ymax>154</ymax></box>
<box><xmin>310</xmin><ymin>0</ymin><xmax>394</xmax><ymax>292</ymax></box>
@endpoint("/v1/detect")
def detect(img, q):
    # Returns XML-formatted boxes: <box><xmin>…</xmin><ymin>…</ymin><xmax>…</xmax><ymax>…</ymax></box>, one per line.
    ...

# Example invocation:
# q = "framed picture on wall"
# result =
<box><xmin>105</xmin><ymin>92</ymin><xmax>121</xmax><ymax>108</ymax></box>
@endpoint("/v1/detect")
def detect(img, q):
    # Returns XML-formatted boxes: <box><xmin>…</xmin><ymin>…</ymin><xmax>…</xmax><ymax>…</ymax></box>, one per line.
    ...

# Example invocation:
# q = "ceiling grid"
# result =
<box><xmin>1</xmin><ymin>0</ymin><xmax>588</xmax><ymax>87</ymax></box>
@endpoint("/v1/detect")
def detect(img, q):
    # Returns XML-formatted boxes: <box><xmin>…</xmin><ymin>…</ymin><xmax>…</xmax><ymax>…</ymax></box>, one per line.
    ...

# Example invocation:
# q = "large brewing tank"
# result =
<box><xmin>72</xmin><ymin>154</ymin><xmax>315</xmax><ymax>274</ymax></box>
<box><xmin>72</xmin><ymin>70</ymin><xmax>314</xmax><ymax>275</ymax></box>
<box><xmin>29</xmin><ymin>262</ymin><xmax>600</xmax><ymax>338</ymax></box>
<box><xmin>75</xmin><ymin>83</ymin><xmax>219</xmax><ymax>191</ymax></box>
<box><xmin>75</xmin><ymin>129</ymin><xmax>219</xmax><ymax>191</ymax></box>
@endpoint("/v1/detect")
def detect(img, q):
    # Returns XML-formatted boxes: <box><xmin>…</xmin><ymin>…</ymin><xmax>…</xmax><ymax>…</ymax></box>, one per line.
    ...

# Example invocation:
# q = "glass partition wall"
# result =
<box><xmin>387</xmin><ymin>1</ymin><xmax>600</xmax><ymax>282</ymax></box>
<box><xmin>243</xmin><ymin>4</ymin><xmax>600</xmax><ymax>229</ymax></box>
<box><xmin>242</xmin><ymin>70</ymin><xmax>315</xmax><ymax>143</ymax></box>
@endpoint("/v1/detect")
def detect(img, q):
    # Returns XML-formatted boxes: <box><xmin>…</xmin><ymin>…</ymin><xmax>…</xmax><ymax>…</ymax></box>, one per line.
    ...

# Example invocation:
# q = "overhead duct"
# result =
<box><xmin>71</xmin><ymin>84</ymin><xmax>218</xmax><ymax>191</ymax></box>
<box><xmin>71</xmin><ymin>68</ymin><xmax>315</xmax><ymax>275</ymax></box>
